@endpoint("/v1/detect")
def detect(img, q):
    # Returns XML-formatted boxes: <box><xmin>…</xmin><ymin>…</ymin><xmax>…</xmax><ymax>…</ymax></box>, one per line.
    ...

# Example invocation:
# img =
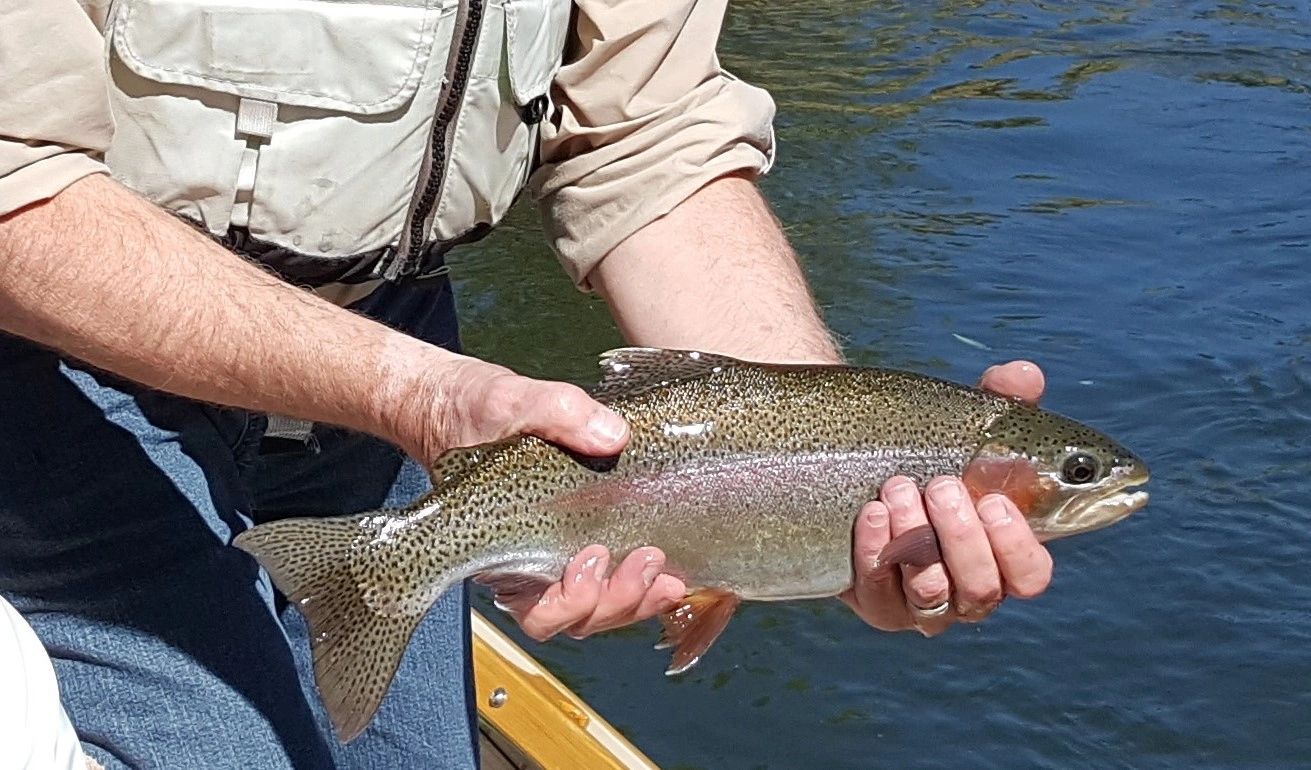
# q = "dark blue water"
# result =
<box><xmin>452</xmin><ymin>1</ymin><xmax>1311</xmax><ymax>766</ymax></box>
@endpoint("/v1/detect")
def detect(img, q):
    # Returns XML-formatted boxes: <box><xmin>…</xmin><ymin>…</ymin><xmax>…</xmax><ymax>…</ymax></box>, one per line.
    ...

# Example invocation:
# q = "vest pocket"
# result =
<box><xmin>106</xmin><ymin>0</ymin><xmax>455</xmax><ymax>258</ymax></box>
<box><xmin>503</xmin><ymin>0</ymin><xmax>570</xmax><ymax>109</ymax></box>
<box><xmin>429</xmin><ymin>0</ymin><xmax>569</xmax><ymax>243</ymax></box>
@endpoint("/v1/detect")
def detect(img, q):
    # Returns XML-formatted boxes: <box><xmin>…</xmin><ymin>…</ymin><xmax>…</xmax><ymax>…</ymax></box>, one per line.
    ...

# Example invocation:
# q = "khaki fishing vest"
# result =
<box><xmin>104</xmin><ymin>0</ymin><xmax>570</xmax><ymax>285</ymax></box>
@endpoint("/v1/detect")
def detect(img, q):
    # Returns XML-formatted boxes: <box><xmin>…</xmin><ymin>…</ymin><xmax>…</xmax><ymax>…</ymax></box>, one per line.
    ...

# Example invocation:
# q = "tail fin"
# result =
<box><xmin>234</xmin><ymin>514</ymin><xmax>431</xmax><ymax>742</ymax></box>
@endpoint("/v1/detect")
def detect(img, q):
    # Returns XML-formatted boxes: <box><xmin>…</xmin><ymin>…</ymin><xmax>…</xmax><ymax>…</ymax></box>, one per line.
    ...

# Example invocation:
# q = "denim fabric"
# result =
<box><xmin>0</xmin><ymin>279</ymin><xmax>479</xmax><ymax>769</ymax></box>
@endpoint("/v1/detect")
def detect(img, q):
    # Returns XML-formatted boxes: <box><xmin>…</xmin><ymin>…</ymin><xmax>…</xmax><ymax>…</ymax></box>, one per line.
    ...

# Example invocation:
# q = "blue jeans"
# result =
<box><xmin>0</xmin><ymin>280</ymin><xmax>478</xmax><ymax>768</ymax></box>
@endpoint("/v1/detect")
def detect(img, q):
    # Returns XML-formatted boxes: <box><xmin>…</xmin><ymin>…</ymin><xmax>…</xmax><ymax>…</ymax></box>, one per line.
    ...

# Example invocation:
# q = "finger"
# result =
<box><xmin>567</xmin><ymin>547</ymin><xmax>665</xmax><ymax>637</ymax></box>
<box><xmin>924</xmin><ymin>477</ymin><xmax>1002</xmax><ymax>623</ymax></box>
<box><xmin>882</xmin><ymin>477</ymin><xmax>953</xmax><ymax>637</ymax></box>
<box><xmin>635</xmin><ymin>574</ymin><xmax>687</xmax><ymax>619</ymax></box>
<box><xmin>515</xmin><ymin>546</ymin><xmax>608</xmax><ymax>642</ymax></box>
<box><xmin>976</xmin><ymin>494</ymin><xmax>1053</xmax><ymax>599</ymax></box>
<box><xmin>979</xmin><ymin>360</ymin><xmax>1045</xmax><ymax>405</ymax></box>
<box><xmin>492</xmin><ymin>377</ymin><xmax>631</xmax><ymax>456</ymax></box>
<box><xmin>840</xmin><ymin>501</ymin><xmax>914</xmax><ymax>631</ymax></box>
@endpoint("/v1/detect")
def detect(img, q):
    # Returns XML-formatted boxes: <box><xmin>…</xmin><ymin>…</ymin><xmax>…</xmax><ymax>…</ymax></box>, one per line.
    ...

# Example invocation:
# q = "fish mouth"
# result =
<box><xmin>1037</xmin><ymin>470</ymin><xmax>1150</xmax><ymax>541</ymax></box>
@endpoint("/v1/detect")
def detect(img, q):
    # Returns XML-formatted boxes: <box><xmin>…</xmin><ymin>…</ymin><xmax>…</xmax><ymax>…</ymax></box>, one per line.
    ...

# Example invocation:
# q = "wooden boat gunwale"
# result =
<box><xmin>473</xmin><ymin>610</ymin><xmax>659</xmax><ymax>770</ymax></box>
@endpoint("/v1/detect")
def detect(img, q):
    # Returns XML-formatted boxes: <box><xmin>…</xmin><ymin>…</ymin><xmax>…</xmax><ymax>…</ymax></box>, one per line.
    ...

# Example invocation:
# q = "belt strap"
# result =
<box><xmin>231</xmin><ymin>97</ymin><xmax>278</xmax><ymax>228</ymax></box>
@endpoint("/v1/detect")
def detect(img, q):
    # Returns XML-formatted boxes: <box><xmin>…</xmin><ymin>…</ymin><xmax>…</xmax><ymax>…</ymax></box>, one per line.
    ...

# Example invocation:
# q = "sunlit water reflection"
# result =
<box><xmin>451</xmin><ymin>1</ymin><xmax>1311</xmax><ymax>766</ymax></box>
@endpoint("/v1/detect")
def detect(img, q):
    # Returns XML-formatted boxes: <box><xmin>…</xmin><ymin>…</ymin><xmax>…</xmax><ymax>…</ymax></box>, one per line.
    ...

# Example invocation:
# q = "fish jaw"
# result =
<box><xmin>1034</xmin><ymin>466</ymin><xmax>1151</xmax><ymax>540</ymax></box>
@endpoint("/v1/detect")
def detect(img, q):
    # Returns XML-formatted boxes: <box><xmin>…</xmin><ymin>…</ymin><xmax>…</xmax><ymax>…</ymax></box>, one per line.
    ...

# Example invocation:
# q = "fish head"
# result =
<box><xmin>964</xmin><ymin>403</ymin><xmax>1149</xmax><ymax>541</ymax></box>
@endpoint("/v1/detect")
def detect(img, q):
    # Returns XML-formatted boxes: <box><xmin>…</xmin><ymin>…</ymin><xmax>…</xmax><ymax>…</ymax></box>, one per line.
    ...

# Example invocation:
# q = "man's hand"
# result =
<box><xmin>491</xmin><ymin>543</ymin><xmax>686</xmax><ymax>642</ymax></box>
<box><xmin>590</xmin><ymin>175</ymin><xmax>1056</xmax><ymax>639</ymax></box>
<box><xmin>387</xmin><ymin>357</ymin><xmax>633</xmax><ymax>468</ymax></box>
<box><xmin>840</xmin><ymin>360</ymin><xmax>1054</xmax><ymax>635</ymax></box>
<box><xmin>0</xmin><ymin>175</ymin><xmax>682</xmax><ymax>644</ymax></box>
<box><xmin>386</xmin><ymin>356</ymin><xmax>687</xmax><ymax>642</ymax></box>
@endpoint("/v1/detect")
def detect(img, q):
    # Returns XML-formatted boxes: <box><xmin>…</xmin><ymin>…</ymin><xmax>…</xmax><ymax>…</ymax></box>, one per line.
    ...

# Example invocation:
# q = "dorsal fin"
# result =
<box><xmin>592</xmin><ymin>347</ymin><xmax>741</xmax><ymax>400</ymax></box>
<box><xmin>426</xmin><ymin>446</ymin><xmax>487</xmax><ymax>488</ymax></box>
<box><xmin>425</xmin><ymin>438</ymin><xmax>521</xmax><ymax>488</ymax></box>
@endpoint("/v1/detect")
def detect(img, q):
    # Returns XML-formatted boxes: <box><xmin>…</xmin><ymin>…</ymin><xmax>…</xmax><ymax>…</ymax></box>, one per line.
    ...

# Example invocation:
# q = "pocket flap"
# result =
<box><xmin>503</xmin><ymin>0</ymin><xmax>570</xmax><ymax>105</ymax></box>
<box><xmin>112</xmin><ymin>0</ymin><xmax>444</xmax><ymax>115</ymax></box>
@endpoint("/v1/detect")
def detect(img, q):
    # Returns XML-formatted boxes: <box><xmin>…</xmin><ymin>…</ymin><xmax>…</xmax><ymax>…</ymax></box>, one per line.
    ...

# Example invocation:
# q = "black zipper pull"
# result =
<box><xmin>519</xmin><ymin>94</ymin><xmax>549</xmax><ymax>125</ymax></box>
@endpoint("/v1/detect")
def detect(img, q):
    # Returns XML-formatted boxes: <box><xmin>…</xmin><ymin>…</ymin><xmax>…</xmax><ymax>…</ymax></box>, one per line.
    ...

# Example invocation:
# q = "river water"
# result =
<box><xmin>452</xmin><ymin>1</ymin><xmax>1311</xmax><ymax>767</ymax></box>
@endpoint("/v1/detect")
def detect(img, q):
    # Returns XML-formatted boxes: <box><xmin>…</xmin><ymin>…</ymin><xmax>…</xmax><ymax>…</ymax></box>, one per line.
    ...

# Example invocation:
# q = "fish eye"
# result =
<box><xmin>1061</xmin><ymin>453</ymin><xmax>1100</xmax><ymax>485</ymax></box>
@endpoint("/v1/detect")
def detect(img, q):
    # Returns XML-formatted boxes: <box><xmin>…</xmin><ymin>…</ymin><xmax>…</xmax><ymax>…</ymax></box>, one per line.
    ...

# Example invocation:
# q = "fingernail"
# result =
<box><xmin>587</xmin><ymin>409</ymin><xmax>627</xmax><ymax>445</ymax></box>
<box><xmin>863</xmin><ymin>506</ymin><xmax>888</xmax><ymax>529</ymax></box>
<box><xmin>978</xmin><ymin>496</ymin><xmax>1014</xmax><ymax>528</ymax></box>
<box><xmin>928</xmin><ymin>479</ymin><xmax>962</xmax><ymax>515</ymax></box>
<box><xmin>592</xmin><ymin>554</ymin><xmax>609</xmax><ymax>583</ymax></box>
<box><xmin>885</xmin><ymin>482</ymin><xmax>915</xmax><ymax>508</ymax></box>
<box><xmin>640</xmin><ymin>555</ymin><xmax>661</xmax><ymax>587</ymax></box>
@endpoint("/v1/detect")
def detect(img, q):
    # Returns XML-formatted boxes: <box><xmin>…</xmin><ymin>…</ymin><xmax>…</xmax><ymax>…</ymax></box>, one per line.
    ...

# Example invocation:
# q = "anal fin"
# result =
<box><xmin>657</xmin><ymin>587</ymin><xmax>740</xmax><ymax>675</ymax></box>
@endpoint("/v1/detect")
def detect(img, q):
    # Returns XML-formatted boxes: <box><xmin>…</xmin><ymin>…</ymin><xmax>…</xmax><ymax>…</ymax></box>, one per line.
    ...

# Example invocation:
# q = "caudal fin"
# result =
<box><xmin>233</xmin><ymin>514</ymin><xmax>431</xmax><ymax>742</ymax></box>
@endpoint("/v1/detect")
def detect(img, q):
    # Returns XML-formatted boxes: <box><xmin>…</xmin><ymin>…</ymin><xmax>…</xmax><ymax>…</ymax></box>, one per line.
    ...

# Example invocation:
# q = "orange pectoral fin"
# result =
<box><xmin>875</xmin><ymin>524</ymin><xmax>942</xmax><ymax>569</ymax></box>
<box><xmin>657</xmin><ymin>587</ymin><xmax>741</xmax><ymax>675</ymax></box>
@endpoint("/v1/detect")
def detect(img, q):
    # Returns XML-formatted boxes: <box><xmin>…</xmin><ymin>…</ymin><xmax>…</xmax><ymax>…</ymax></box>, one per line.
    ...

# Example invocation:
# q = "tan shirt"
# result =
<box><xmin>0</xmin><ymin>0</ymin><xmax>774</xmax><ymax>286</ymax></box>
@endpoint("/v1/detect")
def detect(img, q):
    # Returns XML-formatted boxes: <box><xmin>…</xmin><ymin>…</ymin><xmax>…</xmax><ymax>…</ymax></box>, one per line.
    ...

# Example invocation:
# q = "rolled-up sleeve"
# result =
<box><xmin>0</xmin><ymin>1</ymin><xmax>114</xmax><ymax>217</ymax></box>
<box><xmin>531</xmin><ymin>0</ymin><xmax>776</xmax><ymax>288</ymax></box>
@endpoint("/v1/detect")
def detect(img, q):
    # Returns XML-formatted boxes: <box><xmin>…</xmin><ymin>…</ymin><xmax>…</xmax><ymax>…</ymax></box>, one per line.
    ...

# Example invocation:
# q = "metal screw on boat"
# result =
<box><xmin>489</xmin><ymin>687</ymin><xmax>508</xmax><ymax>708</ymax></box>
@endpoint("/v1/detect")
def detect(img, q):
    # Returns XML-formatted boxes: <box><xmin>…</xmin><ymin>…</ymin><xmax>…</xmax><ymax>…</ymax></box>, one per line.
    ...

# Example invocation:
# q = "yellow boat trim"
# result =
<box><xmin>472</xmin><ymin>611</ymin><xmax>659</xmax><ymax>770</ymax></box>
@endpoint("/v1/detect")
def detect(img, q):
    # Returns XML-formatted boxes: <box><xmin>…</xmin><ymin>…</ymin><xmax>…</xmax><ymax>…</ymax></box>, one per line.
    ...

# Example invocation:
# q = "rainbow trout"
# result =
<box><xmin>235</xmin><ymin>348</ymin><xmax>1149</xmax><ymax>740</ymax></box>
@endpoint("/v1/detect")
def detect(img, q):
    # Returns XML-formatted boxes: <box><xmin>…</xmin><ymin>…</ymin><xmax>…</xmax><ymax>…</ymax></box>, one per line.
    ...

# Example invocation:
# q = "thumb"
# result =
<box><xmin>503</xmin><ymin>378</ymin><xmax>630</xmax><ymax>456</ymax></box>
<box><xmin>979</xmin><ymin>360</ymin><xmax>1045</xmax><ymax>405</ymax></box>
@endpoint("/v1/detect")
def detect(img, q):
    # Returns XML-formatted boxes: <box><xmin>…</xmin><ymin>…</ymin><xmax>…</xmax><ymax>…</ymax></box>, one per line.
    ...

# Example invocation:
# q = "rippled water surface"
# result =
<box><xmin>451</xmin><ymin>2</ymin><xmax>1311</xmax><ymax>766</ymax></box>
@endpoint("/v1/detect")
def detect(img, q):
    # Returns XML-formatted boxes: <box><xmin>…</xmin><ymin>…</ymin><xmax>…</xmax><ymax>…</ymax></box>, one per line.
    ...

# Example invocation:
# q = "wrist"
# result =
<box><xmin>365</xmin><ymin>333</ymin><xmax>465</xmax><ymax>460</ymax></box>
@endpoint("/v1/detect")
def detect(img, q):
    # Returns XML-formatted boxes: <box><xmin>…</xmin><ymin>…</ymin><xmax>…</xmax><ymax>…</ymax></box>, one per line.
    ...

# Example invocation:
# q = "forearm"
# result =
<box><xmin>0</xmin><ymin>174</ymin><xmax>453</xmax><ymax>444</ymax></box>
<box><xmin>590</xmin><ymin>174</ymin><xmax>842</xmax><ymax>365</ymax></box>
